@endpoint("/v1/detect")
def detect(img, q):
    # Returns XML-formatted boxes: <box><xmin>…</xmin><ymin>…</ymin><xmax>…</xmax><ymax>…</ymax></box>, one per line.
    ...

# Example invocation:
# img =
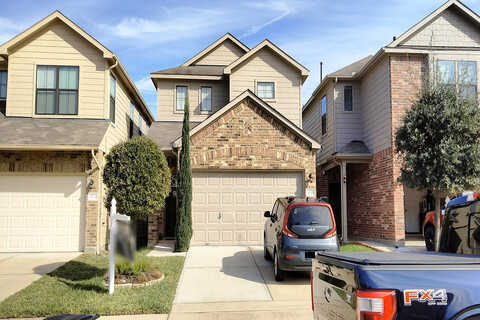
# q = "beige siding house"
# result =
<box><xmin>148</xmin><ymin>34</ymin><xmax>319</xmax><ymax>245</ymax></box>
<box><xmin>302</xmin><ymin>0</ymin><xmax>480</xmax><ymax>244</ymax></box>
<box><xmin>0</xmin><ymin>11</ymin><xmax>153</xmax><ymax>253</ymax></box>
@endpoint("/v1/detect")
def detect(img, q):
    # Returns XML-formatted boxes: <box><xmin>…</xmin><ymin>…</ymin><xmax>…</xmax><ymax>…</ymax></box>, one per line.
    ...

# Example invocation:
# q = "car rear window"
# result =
<box><xmin>288</xmin><ymin>205</ymin><xmax>333</xmax><ymax>227</ymax></box>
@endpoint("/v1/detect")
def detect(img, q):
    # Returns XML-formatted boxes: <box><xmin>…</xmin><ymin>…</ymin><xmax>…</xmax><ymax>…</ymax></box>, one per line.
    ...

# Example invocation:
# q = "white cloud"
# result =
<box><xmin>101</xmin><ymin>7</ymin><xmax>224</xmax><ymax>43</ymax></box>
<box><xmin>241</xmin><ymin>0</ymin><xmax>307</xmax><ymax>37</ymax></box>
<box><xmin>135</xmin><ymin>76</ymin><xmax>156</xmax><ymax>93</ymax></box>
<box><xmin>0</xmin><ymin>17</ymin><xmax>26</xmax><ymax>43</ymax></box>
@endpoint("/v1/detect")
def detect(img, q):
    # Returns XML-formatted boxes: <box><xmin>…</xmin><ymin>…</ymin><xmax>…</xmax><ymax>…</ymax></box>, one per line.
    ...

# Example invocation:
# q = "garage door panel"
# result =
<box><xmin>192</xmin><ymin>171</ymin><xmax>303</xmax><ymax>245</ymax></box>
<box><xmin>0</xmin><ymin>176</ymin><xmax>85</xmax><ymax>252</ymax></box>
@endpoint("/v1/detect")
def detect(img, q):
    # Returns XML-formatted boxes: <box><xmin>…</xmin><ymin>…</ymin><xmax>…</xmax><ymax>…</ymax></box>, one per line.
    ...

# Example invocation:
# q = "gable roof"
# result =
<box><xmin>0</xmin><ymin>10</ymin><xmax>154</xmax><ymax>123</ymax></box>
<box><xmin>182</xmin><ymin>33</ymin><xmax>249</xmax><ymax>67</ymax></box>
<box><xmin>150</xmin><ymin>65</ymin><xmax>224</xmax><ymax>83</ymax></box>
<box><xmin>388</xmin><ymin>0</ymin><xmax>480</xmax><ymax>47</ymax></box>
<box><xmin>172</xmin><ymin>90</ymin><xmax>320</xmax><ymax>150</ymax></box>
<box><xmin>302</xmin><ymin>55</ymin><xmax>372</xmax><ymax>113</ymax></box>
<box><xmin>0</xmin><ymin>10</ymin><xmax>113</xmax><ymax>58</ymax></box>
<box><xmin>224</xmin><ymin>40</ymin><xmax>310</xmax><ymax>83</ymax></box>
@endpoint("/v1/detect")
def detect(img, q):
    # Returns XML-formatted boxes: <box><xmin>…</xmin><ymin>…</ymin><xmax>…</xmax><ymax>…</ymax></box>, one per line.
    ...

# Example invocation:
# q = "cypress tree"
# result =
<box><xmin>175</xmin><ymin>98</ymin><xmax>193</xmax><ymax>252</ymax></box>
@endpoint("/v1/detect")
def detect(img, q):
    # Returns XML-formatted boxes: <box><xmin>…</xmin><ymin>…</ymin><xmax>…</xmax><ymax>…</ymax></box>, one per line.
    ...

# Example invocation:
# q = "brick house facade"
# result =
<box><xmin>303</xmin><ymin>0</ymin><xmax>474</xmax><ymax>244</ymax></box>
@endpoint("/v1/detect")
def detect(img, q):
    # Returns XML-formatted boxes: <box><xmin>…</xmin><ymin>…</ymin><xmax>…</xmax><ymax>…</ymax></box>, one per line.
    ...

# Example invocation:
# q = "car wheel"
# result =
<box><xmin>424</xmin><ymin>226</ymin><xmax>435</xmax><ymax>251</ymax></box>
<box><xmin>264</xmin><ymin>236</ymin><xmax>271</xmax><ymax>261</ymax></box>
<box><xmin>273</xmin><ymin>250</ymin><xmax>285</xmax><ymax>281</ymax></box>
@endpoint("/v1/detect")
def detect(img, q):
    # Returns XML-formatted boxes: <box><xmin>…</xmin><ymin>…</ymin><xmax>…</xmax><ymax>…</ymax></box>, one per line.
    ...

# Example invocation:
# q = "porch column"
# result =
<box><xmin>340</xmin><ymin>160</ymin><xmax>348</xmax><ymax>241</ymax></box>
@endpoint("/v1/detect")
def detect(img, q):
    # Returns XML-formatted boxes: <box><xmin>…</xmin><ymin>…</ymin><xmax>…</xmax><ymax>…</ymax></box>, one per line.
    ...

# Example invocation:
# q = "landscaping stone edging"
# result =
<box><xmin>106</xmin><ymin>272</ymin><xmax>165</xmax><ymax>289</ymax></box>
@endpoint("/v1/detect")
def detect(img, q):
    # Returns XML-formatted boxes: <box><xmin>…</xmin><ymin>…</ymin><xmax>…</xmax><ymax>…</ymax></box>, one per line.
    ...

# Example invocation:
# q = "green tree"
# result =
<box><xmin>175</xmin><ymin>99</ymin><xmax>193</xmax><ymax>252</ymax></box>
<box><xmin>395</xmin><ymin>84</ymin><xmax>480</xmax><ymax>250</ymax></box>
<box><xmin>103</xmin><ymin>136</ymin><xmax>171</xmax><ymax>220</ymax></box>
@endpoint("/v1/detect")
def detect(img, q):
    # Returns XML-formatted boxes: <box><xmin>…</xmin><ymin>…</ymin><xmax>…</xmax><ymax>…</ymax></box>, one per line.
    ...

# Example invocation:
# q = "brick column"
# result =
<box><xmin>148</xmin><ymin>207</ymin><xmax>166</xmax><ymax>246</ymax></box>
<box><xmin>84</xmin><ymin>150</ymin><xmax>103</xmax><ymax>254</ymax></box>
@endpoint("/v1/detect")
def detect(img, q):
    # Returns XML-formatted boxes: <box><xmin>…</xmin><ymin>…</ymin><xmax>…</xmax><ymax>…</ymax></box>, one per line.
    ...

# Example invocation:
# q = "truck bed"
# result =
<box><xmin>318</xmin><ymin>251</ymin><xmax>480</xmax><ymax>266</ymax></box>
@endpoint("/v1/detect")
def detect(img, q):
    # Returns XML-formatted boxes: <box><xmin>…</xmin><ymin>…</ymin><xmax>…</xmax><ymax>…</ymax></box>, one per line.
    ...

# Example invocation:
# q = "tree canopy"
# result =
<box><xmin>103</xmin><ymin>136</ymin><xmax>171</xmax><ymax>220</ymax></box>
<box><xmin>395</xmin><ymin>85</ymin><xmax>480</xmax><ymax>194</ymax></box>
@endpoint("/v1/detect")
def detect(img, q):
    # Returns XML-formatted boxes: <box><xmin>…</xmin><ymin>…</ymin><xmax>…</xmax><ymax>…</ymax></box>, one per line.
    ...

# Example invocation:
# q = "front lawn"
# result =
<box><xmin>340</xmin><ymin>244</ymin><xmax>376</xmax><ymax>252</ymax></box>
<box><xmin>0</xmin><ymin>252</ymin><xmax>185</xmax><ymax>318</ymax></box>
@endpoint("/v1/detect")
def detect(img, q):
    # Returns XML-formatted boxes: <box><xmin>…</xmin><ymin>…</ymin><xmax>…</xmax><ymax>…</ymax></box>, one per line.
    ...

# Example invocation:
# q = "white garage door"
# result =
<box><xmin>0</xmin><ymin>175</ymin><xmax>85</xmax><ymax>252</ymax></box>
<box><xmin>192</xmin><ymin>171</ymin><xmax>304</xmax><ymax>245</ymax></box>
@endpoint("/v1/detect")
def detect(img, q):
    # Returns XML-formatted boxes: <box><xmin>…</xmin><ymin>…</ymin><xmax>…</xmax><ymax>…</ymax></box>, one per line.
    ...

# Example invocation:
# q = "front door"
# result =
<box><xmin>328</xmin><ymin>182</ymin><xmax>342</xmax><ymax>237</ymax></box>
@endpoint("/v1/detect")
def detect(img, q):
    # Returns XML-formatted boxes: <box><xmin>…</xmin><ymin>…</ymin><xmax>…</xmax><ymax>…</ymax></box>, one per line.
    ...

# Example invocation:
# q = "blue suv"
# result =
<box><xmin>263</xmin><ymin>196</ymin><xmax>339</xmax><ymax>281</ymax></box>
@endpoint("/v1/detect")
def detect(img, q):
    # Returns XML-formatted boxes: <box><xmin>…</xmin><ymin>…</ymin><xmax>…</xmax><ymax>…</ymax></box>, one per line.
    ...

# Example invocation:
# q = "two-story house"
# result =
<box><xmin>148</xmin><ymin>34</ymin><xmax>320</xmax><ymax>245</ymax></box>
<box><xmin>303</xmin><ymin>0</ymin><xmax>480</xmax><ymax>244</ymax></box>
<box><xmin>0</xmin><ymin>11</ymin><xmax>153</xmax><ymax>253</ymax></box>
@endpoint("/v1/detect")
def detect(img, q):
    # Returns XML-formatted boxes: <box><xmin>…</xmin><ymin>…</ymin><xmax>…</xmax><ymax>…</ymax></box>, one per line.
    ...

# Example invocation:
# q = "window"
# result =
<box><xmin>200</xmin><ymin>86</ymin><xmax>212</xmax><ymax>112</ymax></box>
<box><xmin>0</xmin><ymin>71</ymin><xmax>6</xmax><ymax>115</ymax></box>
<box><xmin>437</xmin><ymin>60</ymin><xmax>477</xmax><ymax>101</ymax></box>
<box><xmin>36</xmin><ymin>66</ymin><xmax>78</xmax><ymax>115</ymax></box>
<box><xmin>344</xmin><ymin>86</ymin><xmax>353</xmax><ymax>112</ymax></box>
<box><xmin>176</xmin><ymin>86</ymin><xmax>187</xmax><ymax>111</ymax></box>
<box><xmin>129</xmin><ymin>103</ymin><xmax>135</xmax><ymax>138</ymax></box>
<box><xmin>138</xmin><ymin>114</ymin><xmax>142</xmax><ymax>135</ymax></box>
<box><xmin>257</xmin><ymin>82</ymin><xmax>275</xmax><ymax>99</ymax></box>
<box><xmin>110</xmin><ymin>75</ymin><xmax>116</xmax><ymax>122</ymax></box>
<box><xmin>321</xmin><ymin>95</ymin><xmax>327</xmax><ymax>135</ymax></box>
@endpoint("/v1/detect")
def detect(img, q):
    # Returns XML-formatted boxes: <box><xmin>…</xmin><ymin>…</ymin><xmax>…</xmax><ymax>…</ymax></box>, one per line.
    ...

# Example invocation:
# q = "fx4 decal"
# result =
<box><xmin>403</xmin><ymin>289</ymin><xmax>448</xmax><ymax>306</ymax></box>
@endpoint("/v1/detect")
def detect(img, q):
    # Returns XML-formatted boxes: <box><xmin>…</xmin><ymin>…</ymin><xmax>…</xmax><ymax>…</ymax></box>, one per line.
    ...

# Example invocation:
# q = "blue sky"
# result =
<box><xmin>0</xmin><ymin>0</ymin><xmax>478</xmax><ymax>119</ymax></box>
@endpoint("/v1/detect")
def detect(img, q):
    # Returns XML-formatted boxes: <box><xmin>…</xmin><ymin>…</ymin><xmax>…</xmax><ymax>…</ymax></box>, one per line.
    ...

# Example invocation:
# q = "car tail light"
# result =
<box><xmin>282</xmin><ymin>209</ymin><xmax>298</xmax><ymax>238</ymax></box>
<box><xmin>310</xmin><ymin>271</ymin><xmax>314</xmax><ymax>311</ymax></box>
<box><xmin>323</xmin><ymin>228</ymin><xmax>337</xmax><ymax>239</ymax></box>
<box><xmin>356</xmin><ymin>290</ymin><xmax>396</xmax><ymax>320</ymax></box>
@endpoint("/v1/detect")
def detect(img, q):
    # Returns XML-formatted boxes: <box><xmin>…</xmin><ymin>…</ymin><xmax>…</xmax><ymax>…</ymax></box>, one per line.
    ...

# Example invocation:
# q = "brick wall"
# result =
<box><xmin>346</xmin><ymin>54</ymin><xmax>425</xmax><ymax>243</ymax></box>
<box><xmin>0</xmin><ymin>150</ymin><xmax>106</xmax><ymax>253</ymax></box>
<box><xmin>347</xmin><ymin>148</ymin><xmax>404</xmax><ymax>241</ymax></box>
<box><xmin>190</xmin><ymin>97</ymin><xmax>317</xmax><ymax>191</ymax></box>
<box><xmin>317</xmin><ymin>168</ymin><xmax>329</xmax><ymax>197</ymax></box>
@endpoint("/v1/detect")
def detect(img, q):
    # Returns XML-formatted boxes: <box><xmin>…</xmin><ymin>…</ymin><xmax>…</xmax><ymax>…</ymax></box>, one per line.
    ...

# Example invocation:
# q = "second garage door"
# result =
<box><xmin>192</xmin><ymin>171</ymin><xmax>304</xmax><ymax>245</ymax></box>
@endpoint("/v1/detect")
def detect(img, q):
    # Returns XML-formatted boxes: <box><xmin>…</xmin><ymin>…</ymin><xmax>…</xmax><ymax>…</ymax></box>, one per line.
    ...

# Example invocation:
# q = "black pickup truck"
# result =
<box><xmin>311</xmin><ymin>251</ymin><xmax>480</xmax><ymax>320</ymax></box>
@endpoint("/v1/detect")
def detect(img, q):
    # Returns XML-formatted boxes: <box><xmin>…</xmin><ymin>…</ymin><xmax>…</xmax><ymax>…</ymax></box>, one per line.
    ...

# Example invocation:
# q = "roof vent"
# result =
<box><xmin>393</xmin><ymin>36</ymin><xmax>397</xmax><ymax>41</ymax></box>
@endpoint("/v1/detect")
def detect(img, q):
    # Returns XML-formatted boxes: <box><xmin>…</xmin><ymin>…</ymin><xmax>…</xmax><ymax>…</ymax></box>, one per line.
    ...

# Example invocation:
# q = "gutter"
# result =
<box><xmin>0</xmin><ymin>144</ymin><xmax>99</xmax><ymax>151</ymax></box>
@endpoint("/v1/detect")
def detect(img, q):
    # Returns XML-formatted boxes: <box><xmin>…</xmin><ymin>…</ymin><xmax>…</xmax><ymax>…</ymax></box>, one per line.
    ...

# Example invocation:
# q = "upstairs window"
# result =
<box><xmin>138</xmin><ymin>114</ymin><xmax>142</xmax><ymax>135</ymax></box>
<box><xmin>36</xmin><ymin>66</ymin><xmax>78</xmax><ymax>115</ymax></box>
<box><xmin>110</xmin><ymin>75</ymin><xmax>116</xmax><ymax>122</ymax></box>
<box><xmin>0</xmin><ymin>70</ymin><xmax>6</xmax><ymax>115</ymax></box>
<box><xmin>176</xmin><ymin>85</ymin><xmax>187</xmax><ymax>111</ymax></box>
<box><xmin>437</xmin><ymin>60</ymin><xmax>477</xmax><ymax>101</ymax></box>
<box><xmin>321</xmin><ymin>95</ymin><xmax>327</xmax><ymax>136</ymax></box>
<box><xmin>129</xmin><ymin>103</ymin><xmax>135</xmax><ymax>138</ymax></box>
<box><xmin>344</xmin><ymin>85</ymin><xmax>353</xmax><ymax>112</ymax></box>
<box><xmin>257</xmin><ymin>82</ymin><xmax>275</xmax><ymax>99</ymax></box>
<box><xmin>200</xmin><ymin>86</ymin><xmax>212</xmax><ymax>112</ymax></box>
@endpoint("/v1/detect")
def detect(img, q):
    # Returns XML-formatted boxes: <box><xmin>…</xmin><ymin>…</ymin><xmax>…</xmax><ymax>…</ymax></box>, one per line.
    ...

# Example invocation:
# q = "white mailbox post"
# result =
<box><xmin>108</xmin><ymin>197</ymin><xmax>131</xmax><ymax>295</ymax></box>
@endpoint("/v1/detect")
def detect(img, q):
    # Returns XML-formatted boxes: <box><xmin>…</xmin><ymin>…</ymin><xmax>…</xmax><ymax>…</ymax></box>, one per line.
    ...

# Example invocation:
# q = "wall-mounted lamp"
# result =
<box><xmin>87</xmin><ymin>179</ymin><xmax>94</xmax><ymax>190</ymax></box>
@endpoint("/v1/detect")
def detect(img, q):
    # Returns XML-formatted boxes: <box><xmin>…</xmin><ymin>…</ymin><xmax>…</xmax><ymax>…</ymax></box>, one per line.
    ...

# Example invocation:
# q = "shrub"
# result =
<box><xmin>103</xmin><ymin>136</ymin><xmax>171</xmax><ymax>220</ymax></box>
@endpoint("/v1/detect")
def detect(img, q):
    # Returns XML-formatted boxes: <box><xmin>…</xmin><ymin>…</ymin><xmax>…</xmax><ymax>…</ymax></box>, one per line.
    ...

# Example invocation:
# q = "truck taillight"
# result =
<box><xmin>356</xmin><ymin>290</ymin><xmax>396</xmax><ymax>320</ymax></box>
<box><xmin>310</xmin><ymin>271</ymin><xmax>314</xmax><ymax>311</ymax></box>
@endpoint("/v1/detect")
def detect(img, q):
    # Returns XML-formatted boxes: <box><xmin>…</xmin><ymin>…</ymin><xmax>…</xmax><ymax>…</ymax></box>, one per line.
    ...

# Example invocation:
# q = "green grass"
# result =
<box><xmin>0</xmin><ymin>252</ymin><xmax>185</xmax><ymax>318</ymax></box>
<box><xmin>340</xmin><ymin>244</ymin><xmax>377</xmax><ymax>252</ymax></box>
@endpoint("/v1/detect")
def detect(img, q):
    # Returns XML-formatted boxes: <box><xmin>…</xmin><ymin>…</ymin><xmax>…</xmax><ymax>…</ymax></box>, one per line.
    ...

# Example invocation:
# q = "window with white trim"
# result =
<box><xmin>437</xmin><ymin>60</ymin><xmax>477</xmax><ymax>101</ymax></box>
<box><xmin>110</xmin><ymin>74</ymin><xmax>116</xmax><ymax>122</ymax></box>
<box><xmin>200</xmin><ymin>86</ymin><xmax>212</xmax><ymax>112</ymax></box>
<box><xmin>257</xmin><ymin>82</ymin><xmax>275</xmax><ymax>99</ymax></box>
<box><xmin>176</xmin><ymin>85</ymin><xmax>187</xmax><ymax>111</ymax></box>
<box><xmin>344</xmin><ymin>85</ymin><xmax>353</xmax><ymax>112</ymax></box>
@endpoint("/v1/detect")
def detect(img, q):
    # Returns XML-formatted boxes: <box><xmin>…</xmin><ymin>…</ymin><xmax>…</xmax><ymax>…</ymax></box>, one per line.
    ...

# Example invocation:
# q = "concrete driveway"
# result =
<box><xmin>0</xmin><ymin>252</ymin><xmax>80</xmax><ymax>302</ymax></box>
<box><xmin>172</xmin><ymin>246</ymin><xmax>313</xmax><ymax>320</ymax></box>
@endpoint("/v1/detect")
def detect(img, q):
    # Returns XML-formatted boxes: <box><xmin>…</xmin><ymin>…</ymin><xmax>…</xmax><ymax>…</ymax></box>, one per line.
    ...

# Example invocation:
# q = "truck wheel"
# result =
<box><xmin>273</xmin><ymin>250</ymin><xmax>285</xmax><ymax>281</ymax></box>
<box><xmin>264</xmin><ymin>235</ymin><xmax>271</xmax><ymax>261</ymax></box>
<box><xmin>424</xmin><ymin>226</ymin><xmax>435</xmax><ymax>251</ymax></box>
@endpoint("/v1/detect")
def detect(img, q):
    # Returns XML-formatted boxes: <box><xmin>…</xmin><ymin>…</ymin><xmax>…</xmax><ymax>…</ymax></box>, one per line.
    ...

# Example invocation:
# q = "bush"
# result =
<box><xmin>103</xmin><ymin>136</ymin><xmax>171</xmax><ymax>220</ymax></box>
<box><xmin>115</xmin><ymin>257</ymin><xmax>152</xmax><ymax>277</ymax></box>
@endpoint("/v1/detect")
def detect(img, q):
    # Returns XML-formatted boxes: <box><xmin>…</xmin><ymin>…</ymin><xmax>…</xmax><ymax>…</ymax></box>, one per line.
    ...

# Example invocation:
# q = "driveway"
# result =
<box><xmin>172</xmin><ymin>246</ymin><xmax>313</xmax><ymax>320</ymax></box>
<box><xmin>0</xmin><ymin>252</ymin><xmax>80</xmax><ymax>302</ymax></box>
